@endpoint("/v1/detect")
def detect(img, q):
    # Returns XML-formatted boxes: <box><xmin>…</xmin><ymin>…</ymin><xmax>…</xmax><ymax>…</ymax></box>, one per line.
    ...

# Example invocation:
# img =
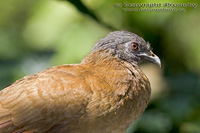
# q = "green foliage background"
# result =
<box><xmin>0</xmin><ymin>0</ymin><xmax>200</xmax><ymax>132</ymax></box>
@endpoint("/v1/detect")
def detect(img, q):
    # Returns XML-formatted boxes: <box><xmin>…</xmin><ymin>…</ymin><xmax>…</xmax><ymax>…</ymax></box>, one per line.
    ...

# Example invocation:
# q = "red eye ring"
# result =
<box><xmin>131</xmin><ymin>42</ymin><xmax>138</xmax><ymax>50</ymax></box>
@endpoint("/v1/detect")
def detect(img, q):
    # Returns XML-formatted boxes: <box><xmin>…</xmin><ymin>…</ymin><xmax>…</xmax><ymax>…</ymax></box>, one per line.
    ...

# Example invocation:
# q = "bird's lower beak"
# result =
<box><xmin>138</xmin><ymin>51</ymin><xmax>161</xmax><ymax>67</ymax></box>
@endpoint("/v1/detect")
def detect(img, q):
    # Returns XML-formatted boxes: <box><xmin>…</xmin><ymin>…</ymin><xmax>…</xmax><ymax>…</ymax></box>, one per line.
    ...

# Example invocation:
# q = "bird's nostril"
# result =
<box><xmin>150</xmin><ymin>51</ymin><xmax>155</xmax><ymax>57</ymax></box>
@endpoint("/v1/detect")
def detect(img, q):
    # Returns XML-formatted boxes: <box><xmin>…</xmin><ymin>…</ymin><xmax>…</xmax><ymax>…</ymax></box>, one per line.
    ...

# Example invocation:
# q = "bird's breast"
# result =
<box><xmin>75</xmin><ymin>57</ymin><xmax>151</xmax><ymax>133</ymax></box>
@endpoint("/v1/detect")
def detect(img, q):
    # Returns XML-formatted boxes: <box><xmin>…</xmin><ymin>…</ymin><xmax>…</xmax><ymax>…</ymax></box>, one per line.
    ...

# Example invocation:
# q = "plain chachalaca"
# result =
<box><xmin>0</xmin><ymin>31</ymin><xmax>161</xmax><ymax>133</ymax></box>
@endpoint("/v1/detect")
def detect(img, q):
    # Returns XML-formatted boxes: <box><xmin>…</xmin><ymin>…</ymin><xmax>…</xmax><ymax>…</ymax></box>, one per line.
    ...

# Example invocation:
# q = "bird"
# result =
<box><xmin>0</xmin><ymin>31</ymin><xmax>161</xmax><ymax>133</ymax></box>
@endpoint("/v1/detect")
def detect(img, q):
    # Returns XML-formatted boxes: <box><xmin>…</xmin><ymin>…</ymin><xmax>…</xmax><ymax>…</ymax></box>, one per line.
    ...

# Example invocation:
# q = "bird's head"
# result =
<box><xmin>91</xmin><ymin>31</ymin><xmax>161</xmax><ymax>67</ymax></box>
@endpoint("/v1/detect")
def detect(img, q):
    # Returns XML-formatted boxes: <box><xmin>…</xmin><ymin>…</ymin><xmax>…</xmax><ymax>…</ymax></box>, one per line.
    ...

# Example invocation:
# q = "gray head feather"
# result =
<box><xmin>91</xmin><ymin>31</ymin><xmax>152</xmax><ymax>65</ymax></box>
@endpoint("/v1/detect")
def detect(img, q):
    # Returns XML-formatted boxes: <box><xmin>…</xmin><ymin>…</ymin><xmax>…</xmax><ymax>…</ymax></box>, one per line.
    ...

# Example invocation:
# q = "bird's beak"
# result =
<box><xmin>138</xmin><ymin>51</ymin><xmax>161</xmax><ymax>67</ymax></box>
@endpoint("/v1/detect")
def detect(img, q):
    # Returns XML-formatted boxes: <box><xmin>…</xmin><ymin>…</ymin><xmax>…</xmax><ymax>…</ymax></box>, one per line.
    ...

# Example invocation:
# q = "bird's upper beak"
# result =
<box><xmin>138</xmin><ymin>51</ymin><xmax>161</xmax><ymax>67</ymax></box>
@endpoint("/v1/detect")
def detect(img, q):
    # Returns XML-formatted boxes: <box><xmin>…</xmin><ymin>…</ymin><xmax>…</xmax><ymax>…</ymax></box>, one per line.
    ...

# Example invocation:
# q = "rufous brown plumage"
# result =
<box><xmin>0</xmin><ymin>31</ymin><xmax>161</xmax><ymax>133</ymax></box>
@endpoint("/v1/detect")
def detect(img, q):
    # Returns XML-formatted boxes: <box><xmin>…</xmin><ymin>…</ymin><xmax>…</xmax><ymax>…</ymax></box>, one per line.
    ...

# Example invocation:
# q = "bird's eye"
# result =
<box><xmin>131</xmin><ymin>42</ymin><xmax>138</xmax><ymax>50</ymax></box>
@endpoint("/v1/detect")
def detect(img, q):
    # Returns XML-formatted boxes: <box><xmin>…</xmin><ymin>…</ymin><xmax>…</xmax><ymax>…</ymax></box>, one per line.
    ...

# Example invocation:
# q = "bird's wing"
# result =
<box><xmin>0</xmin><ymin>65</ymin><xmax>92</xmax><ymax>133</ymax></box>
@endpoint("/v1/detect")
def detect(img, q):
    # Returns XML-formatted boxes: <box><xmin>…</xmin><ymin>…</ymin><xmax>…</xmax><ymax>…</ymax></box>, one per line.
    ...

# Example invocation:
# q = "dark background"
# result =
<box><xmin>0</xmin><ymin>0</ymin><xmax>200</xmax><ymax>132</ymax></box>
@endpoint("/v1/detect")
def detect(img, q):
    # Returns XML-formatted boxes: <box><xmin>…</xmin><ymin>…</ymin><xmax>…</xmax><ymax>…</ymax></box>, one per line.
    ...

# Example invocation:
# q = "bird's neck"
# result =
<box><xmin>82</xmin><ymin>50</ymin><xmax>139</xmax><ymax>68</ymax></box>
<box><xmin>81</xmin><ymin>50</ymin><xmax>150</xmax><ymax>98</ymax></box>
<box><xmin>82</xmin><ymin>50</ymin><xmax>139</xmax><ymax>71</ymax></box>
<box><xmin>81</xmin><ymin>50</ymin><xmax>116</xmax><ymax>65</ymax></box>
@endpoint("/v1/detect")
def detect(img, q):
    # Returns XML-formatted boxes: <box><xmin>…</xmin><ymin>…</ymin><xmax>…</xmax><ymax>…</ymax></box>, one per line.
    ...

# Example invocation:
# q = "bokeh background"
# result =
<box><xmin>0</xmin><ymin>0</ymin><xmax>200</xmax><ymax>132</ymax></box>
